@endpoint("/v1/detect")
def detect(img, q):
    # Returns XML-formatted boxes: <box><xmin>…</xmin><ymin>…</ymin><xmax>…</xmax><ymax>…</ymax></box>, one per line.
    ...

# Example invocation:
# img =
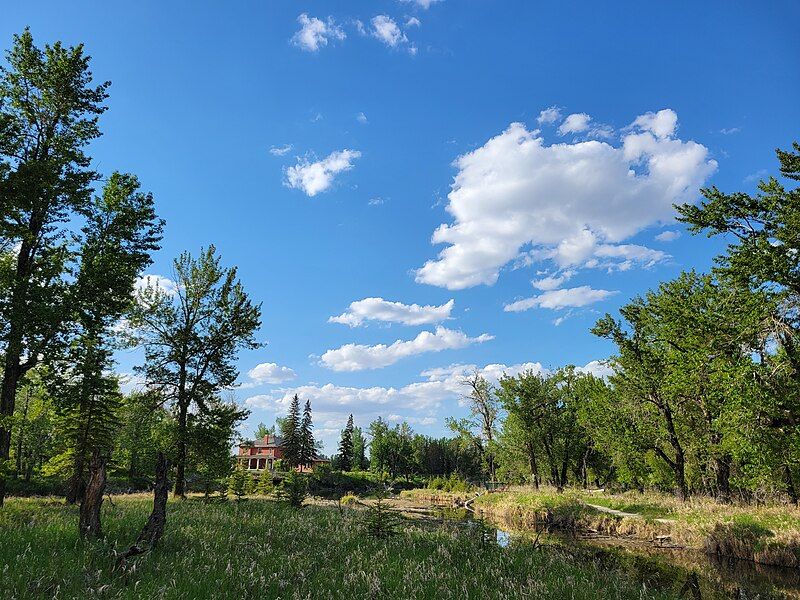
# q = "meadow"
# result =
<box><xmin>0</xmin><ymin>494</ymin><xmax>688</xmax><ymax>600</ymax></box>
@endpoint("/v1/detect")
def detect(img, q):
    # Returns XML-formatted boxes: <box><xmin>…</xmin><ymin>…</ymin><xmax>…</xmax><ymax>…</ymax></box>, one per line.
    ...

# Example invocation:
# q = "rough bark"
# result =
<box><xmin>117</xmin><ymin>452</ymin><xmax>169</xmax><ymax>565</ymax></box>
<box><xmin>174</xmin><ymin>401</ymin><xmax>188</xmax><ymax>498</ymax></box>
<box><xmin>525</xmin><ymin>441</ymin><xmax>540</xmax><ymax>489</ymax></box>
<box><xmin>66</xmin><ymin>456</ymin><xmax>87</xmax><ymax>505</ymax></box>
<box><xmin>715</xmin><ymin>454</ymin><xmax>732</xmax><ymax>503</ymax></box>
<box><xmin>79</xmin><ymin>452</ymin><xmax>107</xmax><ymax>538</ymax></box>
<box><xmin>785</xmin><ymin>464</ymin><xmax>799</xmax><ymax>505</ymax></box>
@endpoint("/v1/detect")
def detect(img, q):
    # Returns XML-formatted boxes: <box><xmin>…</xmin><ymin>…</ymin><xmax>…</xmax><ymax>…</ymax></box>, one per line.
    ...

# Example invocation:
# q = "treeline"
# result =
<box><xmin>0</xmin><ymin>28</ymin><xmax>260</xmax><ymax>551</ymax></box>
<box><xmin>330</xmin><ymin>415</ymin><xmax>483</xmax><ymax>481</ymax></box>
<box><xmin>328</xmin><ymin>144</ymin><xmax>800</xmax><ymax>504</ymax></box>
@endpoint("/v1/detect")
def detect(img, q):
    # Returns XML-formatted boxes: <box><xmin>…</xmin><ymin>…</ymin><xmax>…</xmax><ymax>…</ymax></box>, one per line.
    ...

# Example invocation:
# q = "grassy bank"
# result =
<box><xmin>401</xmin><ymin>487</ymin><xmax>800</xmax><ymax>568</ymax></box>
<box><xmin>0</xmin><ymin>494</ymin><xmax>682</xmax><ymax>600</ymax></box>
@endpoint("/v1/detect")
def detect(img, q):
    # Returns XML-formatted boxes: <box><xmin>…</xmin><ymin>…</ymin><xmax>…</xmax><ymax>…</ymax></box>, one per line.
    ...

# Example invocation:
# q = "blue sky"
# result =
<box><xmin>4</xmin><ymin>1</ymin><xmax>799</xmax><ymax>452</ymax></box>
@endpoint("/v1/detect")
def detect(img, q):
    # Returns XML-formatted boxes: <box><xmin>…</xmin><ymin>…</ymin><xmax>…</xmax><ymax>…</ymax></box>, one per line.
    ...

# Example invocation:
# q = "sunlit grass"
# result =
<box><xmin>403</xmin><ymin>486</ymin><xmax>800</xmax><ymax>568</ymax></box>
<box><xmin>0</xmin><ymin>494</ymin><xmax>681</xmax><ymax>599</ymax></box>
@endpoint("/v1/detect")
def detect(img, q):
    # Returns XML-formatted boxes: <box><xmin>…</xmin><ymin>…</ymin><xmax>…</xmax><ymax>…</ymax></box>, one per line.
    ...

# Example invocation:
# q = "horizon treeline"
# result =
<box><xmin>2</xmin><ymin>27</ymin><xmax>799</xmax><ymax>517</ymax></box>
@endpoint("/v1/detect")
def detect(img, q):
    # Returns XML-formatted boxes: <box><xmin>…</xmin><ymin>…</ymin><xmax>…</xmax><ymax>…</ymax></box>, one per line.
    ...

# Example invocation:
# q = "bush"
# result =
<box><xmin>255</xmin><ymin>474</ymin><xmax>274</xmax><ymax>496</ymax></box>
<box><xmin>340</xmin><ymin>493</ymin><xmax>359</xmax><ymax>506</ymax></box>
<box><xmin>277</xmin><ymin>470</ymin><xmax>307</xmax><ymax>508</ymax></box>
<box><xmin>365</xmin><ymin>489</ymin><xmax>401</xmax><ymax>538</ymax></box>
<box><xmin>228</xmin><ymin>468</ymin><xmax>252</xmax><ymax>501</ymax></box>
<box><xmin>427</xmin><ymin>473</ymin><xmax>473</xmax><ymax>493</ymax></box>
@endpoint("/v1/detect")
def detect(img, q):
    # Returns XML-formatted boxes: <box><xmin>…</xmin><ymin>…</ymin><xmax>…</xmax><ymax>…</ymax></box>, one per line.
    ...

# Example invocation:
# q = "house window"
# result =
<box><xmin>249</xmin><ymin>458</ymin><xmax>257</xmax><ymax>470</ymax></box>
<box><xmin>258</xmin><ymin>458</ymin><xmax>266</xmax><ymax>469</ymax></box>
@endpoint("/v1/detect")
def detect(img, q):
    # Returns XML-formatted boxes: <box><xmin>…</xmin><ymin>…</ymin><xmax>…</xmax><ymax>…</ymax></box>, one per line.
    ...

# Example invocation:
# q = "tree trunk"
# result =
<box><xmin>674</xmin><ymin>449</ymin><xmax>688</xmax><ymax>501</ymax></box>
<box><xmin>526</xmin><ymin>441</ymin><xmax>540</xmax><ymax>489</ymax></box>
<box><xmin>784</xmin><ymin>464</ymin><xmax>798</xmax><ymax>505</ymax></box>
<box><xmin>0</xmin><ymin>352</ymin><xmax>23</xmax><ymax>508</ymax></box>
<box><xmin>117</xmin><ymin>452</ymin><xmax>170</xmax><ymax>565</ymax></box>
<box><xmin>174</xmin><ymin>401</ymin><xmax>188</xmax><ymax>498</ymax></box>
<box><xmin>79</xmin><ymin>452</ymin><xmax>107</xmax><ymax>538</ymax></box>
<box><xmin>660</xmin><ymin>398</ymin><xmax>688</xmax><ymax>501</ymax></box>
<box><xmin>715</xmin><ymin>454</ymin><xmax>731</xmax><ymax>503</ymax></box>
<box><xmin>15</xmin><ymin>389</ymin><xmax>30</xmax><ymax>478</ymax></box>
<box><xmin>66</xmin><ymin>454</ymin><xmax>87</xmax><ymax>505</ymax></box>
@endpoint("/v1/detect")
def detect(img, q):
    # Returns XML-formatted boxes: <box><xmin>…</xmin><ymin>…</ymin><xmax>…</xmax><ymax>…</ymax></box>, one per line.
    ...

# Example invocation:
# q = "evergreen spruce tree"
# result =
<box><xmin>338</xmin><ymin>414</ymin><xmax>354</xmax><ymax>472</ymax></box>
<box><xmin>228</xmin><ymin>466</ymin><xmax>250</xmax><ymax>501</ymax></box>
<box><xmin>280</xmin><ymin>394</ymin><xmax>301</xmax><ymax>467</ymax></box>
<box><xmin>255</xmin><ymin>473</ymin><xmax>273</xmax><ymax>495</ymax></box>
<box><xmin>299</xmin><ymin>400</ymin><xmax>315</xmax><ymax>468</ymax></box>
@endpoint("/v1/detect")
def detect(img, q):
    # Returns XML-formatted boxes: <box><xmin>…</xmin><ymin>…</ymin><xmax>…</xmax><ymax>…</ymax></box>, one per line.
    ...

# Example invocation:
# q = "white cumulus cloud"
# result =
<box><xmin>371</xmin><ymin>15</ymin><xmax>408</xmax><ymax>47</ymax></box>
<box><xmin>285</xmin><ymin>149</ymin><xmax>361</xmax><ymax>196</ymax></box>
<box><xmin>504</xmin><ymin>286</ymin><xmax>617</xmax><ymax>312</ymax></box>
<box><xmin>531</xmin><ymin>270</ymin><xmax>575</xmax><ymax>291</ymax></box>
<box><xmin>400</xmin><ymin>0</ymin><xmax>442</xmax><ymax>8</ymax></box>
<box><xmin>329</xmin><ymin>297</ymin><xmax>454</xmax><ymax>327</ymax></box>
<box><xmin>320</xmin><ymin>326</ymin><xmax>493</xmax><ymax>371</ymax></box>
<box><xmin>558</xmin><ymin>112</ymin><xmax>592</xmax><ymax>135</ymax></box>
<box><xmin>576</xmin><ymin>359</ymin><xmax>615</xmax><ymax>379</ymax></box>
<box><xmin>655</xmin><ymin>230</ymin><xmax>681</xmax><ymax>242</ymax></box>
<box><xmin>291</xmin><ymin>14</ymin><xmax>345</xmax><ymax>52</ymax></box>
<box><xmin>415</xmin><ymin>109</ymin><xmax>716</xmax><ymax>290</ymax></box>
<box><xmin>244</xmin><ymin>362</ymin><xmax>297</xmax><ymax>386</ymax></box>
<box><xmin>537</xmin><ymin>106</ymin><xmax>562</xmax><ymax>124</ymax></box>
<box><xmin>135</xmin><ymin>274</ymin><xmax>178</xmax><ymax>296</ymax></box>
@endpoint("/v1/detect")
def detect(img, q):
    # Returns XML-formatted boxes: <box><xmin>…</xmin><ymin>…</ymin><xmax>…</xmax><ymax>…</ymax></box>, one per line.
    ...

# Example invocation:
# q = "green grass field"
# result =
<box><xmin>0</xmin><ymin>494</ymin><xmax>682</xmax><ymax>600</ymax></box>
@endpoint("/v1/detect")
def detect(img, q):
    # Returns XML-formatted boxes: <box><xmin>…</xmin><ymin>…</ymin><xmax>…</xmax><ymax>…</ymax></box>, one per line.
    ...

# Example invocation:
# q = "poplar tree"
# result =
<box><xmin>131</xmin><ymin>246</ymin><xmax>260</xmax><ymax>497</ymax></box>
<box><xmin>677</xmin><ymin>143</ymin><xmax>800</xmax><ymax>500</ymax></box>
<box><xmin>0</xmin><ymin>29</ymin><xmax>110</xmax><ymax>507</ymax></box>
<box><xmin>351</xmin><ymin>426</ymin><xmax>366</xmax><ymax>471</ymax></box>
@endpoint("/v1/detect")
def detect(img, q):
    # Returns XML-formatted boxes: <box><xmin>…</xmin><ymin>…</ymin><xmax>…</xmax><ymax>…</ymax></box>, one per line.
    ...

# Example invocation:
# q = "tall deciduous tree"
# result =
<box><xmin>677</xmin><ymin>144</ymin><xmax>800</xmax><ymax>501</ymax></box>
<box><xmin>131</xmin><ymin>246</ymin><xmax>261</xmax><ymax>497</ymax></box>
<box><xmin>462</xmin><ymin>372</ymin><xmax>499</xmax><ymax>482</ymax></box>
<box><xmin>351</xmin><ymin>425</ymin><xmax>366</xmax><ymax>471</ymax></box>
<box><xmin>0</xmin><ymin>29</ymin><xmax>111</xmax><ymax>507</ymax></box>
<box><xmin>55</xmin><ymin>173</ymin><xmax>162</xmax><ymax>504</ymax></box>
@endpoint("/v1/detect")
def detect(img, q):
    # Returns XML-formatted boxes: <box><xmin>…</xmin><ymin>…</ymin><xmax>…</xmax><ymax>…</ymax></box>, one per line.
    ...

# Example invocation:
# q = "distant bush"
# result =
<box><xmin>255</xmin><ymin>474</ymin><xmax>274</xmax><ymax>496</ymax></box>
<box><xmin>228</xmin><ymin>468</ymin><xmax>253</xmax><ymax>500</ymax></box>
<box><xmin>427</xmin><ymin>473</ymin><xmax>473</xmax><ymax>493</ymax></box>
<box><xmin>340</xmin><ymin>493</ymin><xmax>359</xmax><ymax>506</ymax></box>
<box><xmin>277</xmin><ymin>470</ymin><xmax>307</xmax><ymax>508</ymax></box>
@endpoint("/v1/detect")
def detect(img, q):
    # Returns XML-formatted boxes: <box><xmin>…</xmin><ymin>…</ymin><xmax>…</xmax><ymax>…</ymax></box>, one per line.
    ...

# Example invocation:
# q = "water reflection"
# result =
<box><xmin>431</xmin><ymin>506</ymin><xmax>799</xmax><ymax>599</ymax></box>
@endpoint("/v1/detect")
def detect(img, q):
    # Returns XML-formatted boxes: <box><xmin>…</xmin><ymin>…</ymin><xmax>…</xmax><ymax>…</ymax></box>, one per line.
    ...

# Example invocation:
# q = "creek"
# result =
<box><xmin>396</xmin><ymin>499</ymin><xmax>800</xmax><ymax>599</ymax></box>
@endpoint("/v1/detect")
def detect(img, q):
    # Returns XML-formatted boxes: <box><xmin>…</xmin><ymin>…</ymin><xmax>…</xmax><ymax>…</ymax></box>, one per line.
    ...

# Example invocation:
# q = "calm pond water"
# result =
<box><xmin>424</xmin><ymin>504</ymin><xmax>800</xmax><ymax>599</ymax></box>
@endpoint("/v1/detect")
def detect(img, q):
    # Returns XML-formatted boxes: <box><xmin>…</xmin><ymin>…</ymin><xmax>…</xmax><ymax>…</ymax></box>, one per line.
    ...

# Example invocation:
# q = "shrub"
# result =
<box><xmin>365</xmin><ymin>489</ymin><xmax>401</xmax><ymax>538</ymax></box>
<box><xmin>255</xmin><ymin>474</ymin><xmax>274</xmax><ymax>496</ymax></box>
<box><xmin>340</xmin><ymin>493</ymin><xmax>359</xmax><ymax>506</ymax></box>
<box><xmin>228</xmin><ymin>468</ymin><xmax>252</xmax><ymax>501</ymax></box>
<box><xmin>277</xmin><ymin>470</ymin><xmax>307</xmax><ymax>508</ymax></box>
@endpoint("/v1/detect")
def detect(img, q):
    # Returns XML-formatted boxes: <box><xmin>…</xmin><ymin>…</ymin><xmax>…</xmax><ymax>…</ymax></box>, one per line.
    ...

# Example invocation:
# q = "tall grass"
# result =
<box><xmin>403</xmin><ymin>486</ymin><xmax>800</xmax><ymax>568</ymax></box>
<box><xmin>0</xmin><ymin>495</ymin><xmax>679</xmax><ymax>599</ymax></box>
